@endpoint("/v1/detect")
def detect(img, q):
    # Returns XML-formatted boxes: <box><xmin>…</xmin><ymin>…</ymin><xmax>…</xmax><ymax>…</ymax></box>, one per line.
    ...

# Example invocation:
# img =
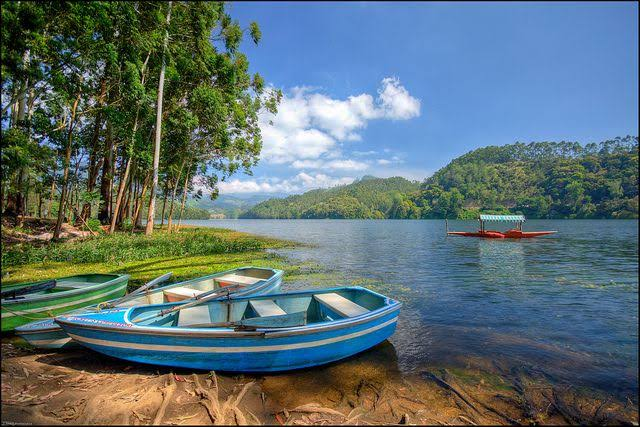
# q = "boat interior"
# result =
<box><xmin>118</xmin><ymin>268</ymin><xmax>278</xmax><ymax>307</ymax></box>
<box><xmin>1</xmin><ymin>274</ymin><xmax>120</xmax><ymax>300</ymax></box>
<box><xmin>129</xmin><ymin>288</ymin><xmax>389</xmax><ymax>329</ymax></box>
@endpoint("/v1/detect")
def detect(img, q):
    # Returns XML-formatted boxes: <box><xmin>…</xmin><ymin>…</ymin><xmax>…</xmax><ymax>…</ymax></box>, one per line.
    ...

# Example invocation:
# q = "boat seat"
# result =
<box><xmin>55</xmin><ymin>282</ymin><xmax>97</xmax><ymax>289</ymax></box>
<box><xmin>314</xmin><ymin>293</ymin><xmax>369</xmax><ymax>318</ymax></box>
<box><xmin>215</xmin><ymin>274</ymin><xmax>262</xmax><ymax>287</ymax></box>
<box><xmin>177</xmin><ymin>306</ymin><xmax>211</xmax><ymax>327</ymax></box>
<box><xmin>249</xmin><ymin>300</ymin><xmax>286</xmax><ymax>317</ymax></box>
<box><xmin>163</xmin><ymin>287</ymin><xmax>207</xmax><ymax>303</ymax></box>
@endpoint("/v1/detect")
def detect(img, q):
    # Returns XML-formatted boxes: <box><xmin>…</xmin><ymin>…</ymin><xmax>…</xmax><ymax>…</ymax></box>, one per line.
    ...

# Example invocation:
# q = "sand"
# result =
<box><xmin>2</xmin><ymin>339</ymin><xmax>637</xmax><ymax>425</ymax></box>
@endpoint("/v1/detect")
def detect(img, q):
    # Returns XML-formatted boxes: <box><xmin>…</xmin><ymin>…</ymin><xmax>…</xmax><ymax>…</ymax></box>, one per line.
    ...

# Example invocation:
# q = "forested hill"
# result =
<box><xmin>240</xmin><ymin>176</ymin><xmax>421</xmax><ymax>219</ymax></box>
<box><xmin>240</xmin><ymin>137</ymin><xmax>638</xmax><ymax>219</ymax></box>
<box><xmin>402</xmin><ymin>136</ymin><xmax>638</xmax><ymax>219</ymax></box>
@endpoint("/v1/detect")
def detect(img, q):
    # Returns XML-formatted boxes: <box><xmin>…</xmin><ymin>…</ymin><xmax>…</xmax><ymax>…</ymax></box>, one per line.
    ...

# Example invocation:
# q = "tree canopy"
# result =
<box><xmin>1</xmin><ymin>1</ymin><xmax>280</xmax><ymax>237</ymax></box>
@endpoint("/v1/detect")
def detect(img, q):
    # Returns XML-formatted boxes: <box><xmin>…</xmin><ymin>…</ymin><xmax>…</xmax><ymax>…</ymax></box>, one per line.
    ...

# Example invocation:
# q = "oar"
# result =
<box><xmin>132</xmin><ymin>284</ymin><xmax>241</xmax><ymax>324</ymax></box>
<box><xmin>185</xmin><ymin>311</ymin><xmax>307</xmax><ymax>329</ymax></box>
<box><xmin>98</xmin><ymin>272</ymin><xmax>173</xmax><ymax>309</ymax></box>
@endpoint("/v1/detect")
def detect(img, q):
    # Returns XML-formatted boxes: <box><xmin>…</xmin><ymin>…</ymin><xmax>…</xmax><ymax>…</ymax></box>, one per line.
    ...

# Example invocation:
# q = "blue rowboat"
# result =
<box><xmin>55</xmin><ymin>286</ymin><xmax>401</xmax><ymax>372</ymax></box>
<box><xmin>16</xmin><ymin>267</ymin><xmax>283</xmax><ymax>349</ymax></box>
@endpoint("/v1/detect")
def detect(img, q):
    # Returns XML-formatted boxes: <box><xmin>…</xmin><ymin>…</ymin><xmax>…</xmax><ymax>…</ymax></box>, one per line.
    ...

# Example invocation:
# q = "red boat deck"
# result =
<box><xmin>446</xmin><ymin>215</ymin><xmax>557</xmax><ymax>238</ymax></box>
<box><xmin>447</xmin><ymin>229</ymin><xmax>557</xmax><ymax>239</ymax></box>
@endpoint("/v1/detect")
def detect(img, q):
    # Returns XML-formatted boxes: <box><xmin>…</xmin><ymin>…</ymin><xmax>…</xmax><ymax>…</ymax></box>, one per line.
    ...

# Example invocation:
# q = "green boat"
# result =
<box><xmin>1</xmin><ymin>273</ymin><xmax>129</xmax><ymax>332</ymax></box>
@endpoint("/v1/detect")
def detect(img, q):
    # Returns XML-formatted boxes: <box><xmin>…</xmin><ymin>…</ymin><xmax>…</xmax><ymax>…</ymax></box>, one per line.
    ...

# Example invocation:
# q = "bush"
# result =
<box><xmin>1</xmin><ymin>228</ymin><xmax>270</xmax><ymax>269</ymax></box>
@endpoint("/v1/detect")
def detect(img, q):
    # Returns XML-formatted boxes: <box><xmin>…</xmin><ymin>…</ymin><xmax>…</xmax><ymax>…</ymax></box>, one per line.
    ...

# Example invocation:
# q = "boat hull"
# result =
<box><xmin>447</xmin><ymin>229</ymin><xmax>557</xmax><ymax>238</ymax></box>
<box><xmin>55</xmin><ymin>287</ymin><xmax>401</xmax><ymax>372</ymax></box>
<box><xmin>2</xmin><ymin>274</ymin><xmax>129</xmax><ymax>332</ymax></box>
<box><xmin>16</xmin><ymin>267</ymin><xmax>282</xmax><ymax>348</ymax></box>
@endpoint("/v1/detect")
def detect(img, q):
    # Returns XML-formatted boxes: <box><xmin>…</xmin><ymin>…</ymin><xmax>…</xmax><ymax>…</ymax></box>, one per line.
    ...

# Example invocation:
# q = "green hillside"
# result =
<box><xmin>241</xmin><ymin>137</ymin><xmax>638</xmax><ymax>220</ymax></box>
<box><xmin>194</xmin><ymin>194</ymin><xmax>278</xmax><ymax>219</ymax></box>
<box><xmin>241</xmin><ymin>176</ymin><xmax>421</xmax><ymax>219</ymax></box>
<box><xmin>402</xmin><ymin>136</ymin><xmax>639</xmax><ymax>219</ymax></box>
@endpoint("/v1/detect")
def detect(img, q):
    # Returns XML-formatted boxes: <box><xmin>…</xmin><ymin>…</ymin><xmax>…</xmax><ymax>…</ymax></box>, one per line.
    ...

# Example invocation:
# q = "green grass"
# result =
<box><xmin>1</xmin><ymin>227</ymin><xmax>297</xmax><ymax>287</ymax></box>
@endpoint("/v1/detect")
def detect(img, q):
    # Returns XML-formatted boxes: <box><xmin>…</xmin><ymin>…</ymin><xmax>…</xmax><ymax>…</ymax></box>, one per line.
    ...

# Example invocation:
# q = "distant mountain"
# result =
<box><xmin>241</xmin><ymin>137</ymin><xmax>638</xmax><ymax>220</ymax></box>
<box><xmin>192</xmin><ymin>194</ymin><xmax>280</xmax><ymax>218</ymax></box>
<box><xmin>240</xmin><ymin>176</ymin><xmax>421</xmax><ymax>219</ymax></box>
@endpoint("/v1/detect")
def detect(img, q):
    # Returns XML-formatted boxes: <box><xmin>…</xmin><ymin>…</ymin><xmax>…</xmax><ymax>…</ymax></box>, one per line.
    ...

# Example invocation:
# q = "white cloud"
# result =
<box><xmin>325</xmin><ymin>159</ymin><xmax>369</xmax><ymax>171</ymax></box>
<box><xmin>292</xmin><ymin>159</ymin><xmax>369</xmax><ymax>171</ymax></box>
<box><xmin>378</xmin><ymin>77</ymin><xmax>421</xmax><ymax>120</ymax></box>
<box><xmin>291</xmin><ymin>159</ymin><xmax>324</xmax><ymax>169</ymax></box>
<box><xmin>218</xmin><ymin>173</ymin><xmax>355</xmax><ymax>194</ymax></box>
<box><xmin>261</xmin><ymin>127</ymin><xmax>336</xmax><ymax>164</ymax></box>
<box><xmin>353</xmin><ymin>150</ymin><xmax>378</xmax><ymax>156</ymax></box>
<box><xmin>259</xmin><ymin>77</ymin><xmax>421</xmax><ymax>165</ymax></box>
<box><xmin>215</xmin><ymin>77</ymin><xmax>421</xmax><ymax>196</ymax></box>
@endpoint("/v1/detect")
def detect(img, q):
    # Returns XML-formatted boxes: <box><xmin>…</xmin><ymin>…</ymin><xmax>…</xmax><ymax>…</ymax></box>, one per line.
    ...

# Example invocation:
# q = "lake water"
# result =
<box><xmin>184</xmin><ymin>219</ymin><xmax>638</xmax><ymax>400</ymax></box>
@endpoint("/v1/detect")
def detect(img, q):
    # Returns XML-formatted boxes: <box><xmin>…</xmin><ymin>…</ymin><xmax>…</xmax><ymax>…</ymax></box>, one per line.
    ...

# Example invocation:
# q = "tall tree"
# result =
<box><xmin>146</xmin><ymin>1</ymin><xmax>172</xmax><ymax>235</ymax></box>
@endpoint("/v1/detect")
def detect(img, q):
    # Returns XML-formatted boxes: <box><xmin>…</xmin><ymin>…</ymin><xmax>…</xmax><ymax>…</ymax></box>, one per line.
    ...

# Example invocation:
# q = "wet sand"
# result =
<box><xmin>2</xmin><ymin>339</ymin><xmax>637</xmax><ymax>425</ymax></box>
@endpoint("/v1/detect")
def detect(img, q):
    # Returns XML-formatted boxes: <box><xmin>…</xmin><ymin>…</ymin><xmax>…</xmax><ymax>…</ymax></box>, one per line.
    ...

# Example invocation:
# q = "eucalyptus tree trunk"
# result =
<box><xmin>53</xmin><ymin>94</ymin><xmax>81</xmax><ymax>240</ymax></box>
<box><xmin>159</xmin><ymin>180</ymin><xmax>169</xmax><ymax>228</ymax></box>
<box><xmin>98</xmin><ymin>120</ymin><xmax>114</xmax><ymax>223</ymax></box>
<box><xmin>176</xmin><ymin>163</ymin><xmax>192</xmax><ymax>232</ymax></box>
<box><xmin>81</xmin><ymin>78</ymin><xmax>106</xmax><ymax>221</ymax></box>
<box><xmin>108</xmin><ymin>155</ymin><xmax>132</xmax><ymax>233</ymax></box>
<box><xmin>166</xmin><ymin>160</ymin><xmax>184</xmax><ymax>232</ymax></box>
<box><xmin>7</xmin><ymin>50</ymin><xmax>31</xmax><ymax>224</ymax></box>
<box><xmin>47</xmin><ymin>164</ymin><xmax>56</xmax><ymax>219</ymax></box>
<box><xmin>109</xmin><ymin>49</ymin><xmax>151</xmax><ymax>233</ymax></box>
<box><xmin>145</xmin><ymin>1</ymin><xmax>172</xmax><ymax>235</ymax></box>
<box><xmin>132</xmin><ymin>172</ymin><xmax>150</xmax><ymax>230</ymax></box>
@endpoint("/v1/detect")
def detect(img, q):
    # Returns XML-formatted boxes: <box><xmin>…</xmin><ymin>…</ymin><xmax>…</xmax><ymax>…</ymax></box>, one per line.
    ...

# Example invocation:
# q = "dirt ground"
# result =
<box><xmin>1</xmin><ymin>339</ymin><xmax>637</xmax><ymax>426</ymax></box>
<box><xmin>1</xmin><ymin>217</ymin><xmax>93</xmax><ymax>248</ymax></box>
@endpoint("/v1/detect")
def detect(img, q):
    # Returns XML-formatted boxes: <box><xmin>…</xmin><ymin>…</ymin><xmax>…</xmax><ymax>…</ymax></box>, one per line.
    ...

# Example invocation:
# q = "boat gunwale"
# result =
<box><xmin>15</xmin><ymin>324</ymin><xmax>62</xmax><ymax>334</ymax></box>
<box><xmin>1</xmin><ymin>274</ymin><xmax>130</xmax><ymax>305</ymax></box>
<box><xmin>56</xmin><ymin>286</ymin><xmax>401</xmax><ymax>339</ymax></box>
<box><xmin>15</xmin><ymin>267</ymin><xmax>283</xmax><ymax>334</ymax></box>
<box><xmin>116</xmin><ymin>266</ymin><xmax>283</xmax><ymax>299</ymax></box>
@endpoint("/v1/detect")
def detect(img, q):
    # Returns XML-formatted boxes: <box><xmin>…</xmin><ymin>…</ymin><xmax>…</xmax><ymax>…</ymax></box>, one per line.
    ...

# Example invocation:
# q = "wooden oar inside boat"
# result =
<box><xmin>132</xmin><ymin>284</ymin><xmax>241</xmax><ymax>324</ymax></box>
<box><xmin>98</xmin><ymin>272</ymin><xmax>173</xmax><ymax>309</ymax></box>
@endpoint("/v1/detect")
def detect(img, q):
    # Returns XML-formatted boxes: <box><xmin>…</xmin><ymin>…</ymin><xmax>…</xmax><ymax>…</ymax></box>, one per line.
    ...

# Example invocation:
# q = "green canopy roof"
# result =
<box><xmin>479</xmin><ymin>214</ymin><xmax>526</xmax><ymax>222</ymax></box>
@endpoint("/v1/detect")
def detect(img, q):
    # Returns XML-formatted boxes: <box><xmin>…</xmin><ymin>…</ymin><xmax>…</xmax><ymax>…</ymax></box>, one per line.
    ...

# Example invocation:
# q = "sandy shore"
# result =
<box><xmin>2</xmin><ymin>338</ymin><xmax>637</xmax><ymax>425</ymax></box>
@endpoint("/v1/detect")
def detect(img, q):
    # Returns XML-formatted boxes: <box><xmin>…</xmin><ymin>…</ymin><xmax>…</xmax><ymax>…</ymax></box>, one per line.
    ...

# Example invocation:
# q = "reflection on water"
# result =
<box><xmin>478</xmin><ymin>239</ymin><xmax>525</xmax><ymax>285</ymax></box>
<box><xmin>184</xmin><ymin>219</ymin><xmax>639</xmax><ymax>401</ymax></box>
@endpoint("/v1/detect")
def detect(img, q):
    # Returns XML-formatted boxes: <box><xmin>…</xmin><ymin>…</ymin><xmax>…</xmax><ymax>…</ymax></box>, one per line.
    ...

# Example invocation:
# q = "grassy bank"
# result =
<box><xmin>1</xmin><ymin>226</ymin><xmax>297</xmax><ymax>287</ymax></box>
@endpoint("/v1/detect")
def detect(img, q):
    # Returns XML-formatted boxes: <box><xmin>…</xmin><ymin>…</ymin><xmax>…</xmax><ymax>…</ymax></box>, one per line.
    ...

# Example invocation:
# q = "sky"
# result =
<box><xmin>215</xmin><ymin>1</ymin><xmax>638</xmax><ymax>195</ymax></box>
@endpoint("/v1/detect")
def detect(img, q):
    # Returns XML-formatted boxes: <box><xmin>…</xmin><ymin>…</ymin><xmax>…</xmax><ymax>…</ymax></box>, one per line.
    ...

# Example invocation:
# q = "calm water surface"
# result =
<box><xmin>184</xmin><ymin>219</ymin><xmax>638</xmax><ymax>399</ymax></box>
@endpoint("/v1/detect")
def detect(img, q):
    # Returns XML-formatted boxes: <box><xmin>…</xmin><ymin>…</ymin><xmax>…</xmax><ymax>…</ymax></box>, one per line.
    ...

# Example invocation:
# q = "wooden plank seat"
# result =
<box><xmin>177</xmin><ymin>306</ymin><xmax>210</xmax><ymax>327</ymax></box>
<box><xmin>214</xmin><ymin>274</ymin><xmax>263</xmax><ymax>287</ymax></box>
<box><xmin>314</xmin><ymin>293</ymin><xmax>369</xmax><ymax>318</ymax></box>
<box><xmin>249</xmin><ymin>300</ymin><xmax>286</xmax><ymax>317</ymax></box>
<box><xmin>55</xmin><ymin>282</ymin><xmax>99</xmax><ymax>289</ymax></box>
<box><xmin>163</xmin><ymin>287</ymin><xmax>207</xmax><ymax>303</ymax></box>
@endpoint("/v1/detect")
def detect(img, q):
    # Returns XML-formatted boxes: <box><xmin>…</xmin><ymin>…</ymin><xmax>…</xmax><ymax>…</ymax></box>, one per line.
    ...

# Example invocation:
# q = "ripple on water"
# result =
<box><xmin>184</xmin><ymin>219</ymin><xmax>639</xmax><ymax>402</ymax></box>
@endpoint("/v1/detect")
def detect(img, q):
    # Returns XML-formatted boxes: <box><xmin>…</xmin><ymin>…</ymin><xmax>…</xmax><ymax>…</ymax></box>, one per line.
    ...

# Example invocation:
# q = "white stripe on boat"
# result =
<box><xmin>27</xmin><ymin>337</ymin><xmax>72</xmax><ymax>346</ymax></box>
<box><xmin>1</xmin><ymin>284</ymin><xmax>128</xmax><ymax>318</ymax></box>
<box><xmin>67</xmin><ymin>317</ymin><xmax>398</xmax><ymax>353</ymax></box>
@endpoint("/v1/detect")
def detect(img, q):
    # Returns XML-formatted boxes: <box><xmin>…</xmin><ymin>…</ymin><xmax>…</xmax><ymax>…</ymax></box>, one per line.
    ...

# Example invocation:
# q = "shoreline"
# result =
<box><xmin>1</xmin><ymin>222</ymin><xmax>637</xmax><ymax>425</ymax></box>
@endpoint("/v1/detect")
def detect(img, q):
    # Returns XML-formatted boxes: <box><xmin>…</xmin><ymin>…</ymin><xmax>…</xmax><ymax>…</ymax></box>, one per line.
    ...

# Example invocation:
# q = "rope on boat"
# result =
<box><xmin>1</xmin><ymin>305</ymin><xmax>56</xmax><ymax>321</ymax></box>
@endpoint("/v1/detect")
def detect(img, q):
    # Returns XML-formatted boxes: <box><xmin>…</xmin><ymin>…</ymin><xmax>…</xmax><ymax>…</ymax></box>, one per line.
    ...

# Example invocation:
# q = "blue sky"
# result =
<box><xmin>217</xmin><ymin>1</ymin><xmax>638</xmax><ymax>195</ymax></box>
